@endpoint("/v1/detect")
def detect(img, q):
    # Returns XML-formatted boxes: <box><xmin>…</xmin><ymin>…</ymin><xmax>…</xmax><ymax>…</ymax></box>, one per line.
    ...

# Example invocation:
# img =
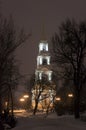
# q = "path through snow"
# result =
<box><xmin>12</xmin><ymin>113</ymin><xmax>86</xmax><ymax>130</ymax></box>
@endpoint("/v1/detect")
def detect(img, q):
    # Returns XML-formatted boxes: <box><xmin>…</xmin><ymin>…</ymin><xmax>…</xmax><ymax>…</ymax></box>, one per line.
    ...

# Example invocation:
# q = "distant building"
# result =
<box><xmin>35</xmin><ymin>39</ymin><xmax>52</xmax><ymax>81</ymax></box>
<box><xmin>31</xmin><ymin>35</ymin><xmax>56</xmax><ymax>111</ymax></box>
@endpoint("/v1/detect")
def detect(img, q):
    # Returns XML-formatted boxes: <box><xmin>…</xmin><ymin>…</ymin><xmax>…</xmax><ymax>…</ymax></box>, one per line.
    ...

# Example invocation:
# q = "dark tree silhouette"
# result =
<box><xmin>32</xmin><ymin>78</ymin><xmax>56</xmax><ymax>115</ymax></box>
<box><xmin>0</xmin><ymin>15</ymin><xmax>30</xmax><ymax>114</ymax></box>
<box><xmin>52</xmin><ymin>19</ymin><xmax>86</xmax><ymax>118</ymax></box>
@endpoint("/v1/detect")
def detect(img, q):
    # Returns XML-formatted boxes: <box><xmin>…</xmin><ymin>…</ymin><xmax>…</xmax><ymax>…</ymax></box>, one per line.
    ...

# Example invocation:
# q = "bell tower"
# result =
<box><xmin>35</xmin><ymin>39</ymin><xmax>52</xmax><ymax>81</ymax></box>
<box><xmin>31</xmin><ymin>27</ymin><xmax>56</xmax><ymax>111</ymax></box>
<box><xmin>35</xmin><ymin>23</ymin><xmax>52</xmax><ymax>81</ymax></box>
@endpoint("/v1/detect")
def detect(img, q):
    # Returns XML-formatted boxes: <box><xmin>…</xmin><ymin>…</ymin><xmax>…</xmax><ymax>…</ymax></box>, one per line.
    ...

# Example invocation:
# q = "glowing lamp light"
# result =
<box><xmin>5</xmin><ymin>101</ymin><xmax>8</xmax><ymax>107</ymax></box>
<box><xmin>20</xmin><ymin>98</ymin><xmax>25</xmax><ymax>102</ymax></box>
<box><xmin>68</xmin><ymin>94</ymin><xmax>73</xmax><ymax>97</ymax></box>
<box><xmin>23</xmin><ymin>95</ymin><xmax>29</xmax><ymax>98</ymax></box>
<box><xmin>55</xmin><ymin>97</ymin><xmax>61</xmax><ymax>101</ymax></box>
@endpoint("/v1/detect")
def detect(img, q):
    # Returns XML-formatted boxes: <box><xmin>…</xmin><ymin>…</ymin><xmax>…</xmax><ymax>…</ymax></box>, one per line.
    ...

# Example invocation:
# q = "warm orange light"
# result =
<box><xmin>68</xmin><ymin>94</ymin><xmax>73</xmax><ymax>97</ymax></box>
<box><xmin>55</xmin><ymin>97</ymin><xmax>61</xmax><ymax>101</ymax></box>
<box><xmin>23</xmin><ymin>95</ymin><xmax>29</xmax><ymax>98</ymax></box>
<box><xmin>20</xmin><ymin>98</ymin><xmax>25</xmax><ymax>102</ymax></box>
<box><xmin>5</xmin><ymin>101</ymin><xmax>8</xmax><ymax>106</ymax></box>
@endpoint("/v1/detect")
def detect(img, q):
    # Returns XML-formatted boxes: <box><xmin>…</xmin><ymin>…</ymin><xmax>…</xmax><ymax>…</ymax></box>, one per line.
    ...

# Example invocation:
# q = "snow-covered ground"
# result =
<box><xmin>12</xmin><ymin>112</ymin><xmax>86</xmax><ymax>130</ymax></box>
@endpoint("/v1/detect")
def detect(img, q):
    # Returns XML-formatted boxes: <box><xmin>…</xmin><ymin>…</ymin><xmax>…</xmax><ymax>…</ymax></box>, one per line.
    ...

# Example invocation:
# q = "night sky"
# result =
<box><xmin>1</xmin><ymin>0</ymin><xmax>86</xmax><ymax>76</ymax></box>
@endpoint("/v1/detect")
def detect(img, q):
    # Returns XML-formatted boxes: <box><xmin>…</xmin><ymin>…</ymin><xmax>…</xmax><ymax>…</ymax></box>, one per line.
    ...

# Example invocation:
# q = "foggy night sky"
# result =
<box><xmin>1</xmin><ymin>0</ymin><xmax>86</xmax><ymax>76</ymax></box>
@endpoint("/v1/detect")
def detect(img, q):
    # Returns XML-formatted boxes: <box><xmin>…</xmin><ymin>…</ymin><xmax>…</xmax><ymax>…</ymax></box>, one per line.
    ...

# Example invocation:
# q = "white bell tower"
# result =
<box><xmin>31</xmin><ymin>26</ymin><xmax>56</xmax><ymax>111</ymax></box>
<box><xmin>35</xmin><ymin>39</ymin><xmax>52</xmax><ymax>81</ymax></box>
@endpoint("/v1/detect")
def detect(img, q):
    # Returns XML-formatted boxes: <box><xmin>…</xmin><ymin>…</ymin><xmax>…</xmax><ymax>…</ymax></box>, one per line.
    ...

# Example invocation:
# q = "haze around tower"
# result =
<box><xmin>1</xmin><ymin>0</ymin><xmax>86</xmax><ymax>76</ymax></box>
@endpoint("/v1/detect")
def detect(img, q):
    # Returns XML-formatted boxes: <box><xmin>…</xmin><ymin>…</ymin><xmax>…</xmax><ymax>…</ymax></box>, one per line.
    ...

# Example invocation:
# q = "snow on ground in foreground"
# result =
<box><xmin>12</xmin><ymin>113</ymin><xmax>86</xmax><ymax>130</ymax></box>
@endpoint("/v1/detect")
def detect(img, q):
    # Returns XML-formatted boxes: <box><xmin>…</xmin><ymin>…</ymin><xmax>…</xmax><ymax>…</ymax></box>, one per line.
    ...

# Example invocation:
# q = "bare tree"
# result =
<box><xmin>32</xmin><ymin>78</ymin><xmax>56</xmax><ymax>115</ymax></box>
<box><xmin>0</xmin><ymin>15</ymin><xmax>30</xmax><ymax>114</ymax></box>
<box><xmin>52</xmin><ymin>19</ymin><xmax>86</xmax><ymax>118</ymax></box>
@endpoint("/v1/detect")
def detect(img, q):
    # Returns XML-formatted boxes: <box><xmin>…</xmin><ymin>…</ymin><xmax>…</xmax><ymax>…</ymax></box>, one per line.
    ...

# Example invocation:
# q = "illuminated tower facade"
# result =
<box><xmin>31</xmin><ymin>33</ymin><xmax>56</xmax><ymax>111</ymax></box>
<box><xmin>35</xmin><ymin>39</ymin><xmax>52</xmax><ymax>81</ymax></box>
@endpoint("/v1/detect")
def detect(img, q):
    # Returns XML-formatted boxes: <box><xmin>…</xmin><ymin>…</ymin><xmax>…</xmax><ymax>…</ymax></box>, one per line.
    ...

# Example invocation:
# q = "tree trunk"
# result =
<box><xmin>33</xmin><ymin>89</ymin><xmax>41</xmax><ymax>115</ymax></box>
<box><xmin>0</xmin><ymin>94</ymin><xmax>2</xmax><ymax>114</ymax></box>
<box><xmin>74</xmin><ymin>89</ymin><xmax>80</xmax><ymax>119</ymax></box>
<box><xmin>46</xmin><ymin>105</ymin><xmax>50</xmax><ymax>117</ymax></box>
<box><xmin>33</xmin><ymin>100</ymin><xmax>38</xmax><ymax>115</ymax></box>
<box><xmin>9</xmin><ymin>85</ymin><xmax>14</xmax><ymax>116</ymax></box>
<box><xmin>7</xmin><ymin>92</ymin><xmax>10</xmax><ymax>111</ymax></box>
<box><xmin>10</xmin><ymin>89</ymin><xmax>14</xmax><ymax>116</ymax></box>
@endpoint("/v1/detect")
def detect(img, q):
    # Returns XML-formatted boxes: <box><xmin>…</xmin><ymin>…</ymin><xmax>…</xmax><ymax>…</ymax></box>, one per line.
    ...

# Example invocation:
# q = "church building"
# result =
<box><xmin>31</xmin><ymin>32</ymin><xmax>56</xmax><ymax>111</ymax></box>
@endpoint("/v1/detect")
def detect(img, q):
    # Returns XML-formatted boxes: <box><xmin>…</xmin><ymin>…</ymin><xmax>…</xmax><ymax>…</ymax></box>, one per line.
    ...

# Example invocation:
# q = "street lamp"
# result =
<box><xmin>20</xmin><ymin>98</ymin><xmax>25</xmax><ymax>102</ymax></box>
<box><xmin>23</xmin><ymin>94</ymin><xmax>29</xmax><ymax>98</ymax></box>
<box><xmin>5</xmin><ymin>101</ymin><xmax>8</xmax><ymax>107</ymax></box>
<box><xmin>5</xmin><ymin>101</ymin><xmax>8</xmax><ymax>109</ymax></box>
<box><xmin>55</xmin><ymin>97</ymin><xmax>61</xmax><ymax>101</ymax></box>
<box><xmin>23</xmin><ymin>94</ymin><xmax>29</xmax><ymax>110</ymax></box>
<box><xmin>68</xmin><ymin>94</ymin><xmax>73</xmax><ymax>98</ymax></box>
<box><xmin>19</xmin><ymin>98</ymin><xmax>25</xmax><ymax>109</ymax></box>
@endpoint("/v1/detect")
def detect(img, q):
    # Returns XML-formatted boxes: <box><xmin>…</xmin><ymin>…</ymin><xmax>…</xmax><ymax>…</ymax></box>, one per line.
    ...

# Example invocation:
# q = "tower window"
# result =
<box><xmin>42</xmin><ymin>73</ymin><xmax>48</xmax><ymax>80</ymax></box>
<box><xmin>42</xmin><ymin>58</ymin><xmax>47</xmax><ymax>65</ymax></box>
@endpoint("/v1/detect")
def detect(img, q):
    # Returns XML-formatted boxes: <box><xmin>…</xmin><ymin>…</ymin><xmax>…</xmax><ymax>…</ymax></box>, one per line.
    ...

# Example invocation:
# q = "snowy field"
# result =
<box><xmin>12</xmin><ymin>112</ymin><xmax>86</xmax><ymax>130</ymax></box>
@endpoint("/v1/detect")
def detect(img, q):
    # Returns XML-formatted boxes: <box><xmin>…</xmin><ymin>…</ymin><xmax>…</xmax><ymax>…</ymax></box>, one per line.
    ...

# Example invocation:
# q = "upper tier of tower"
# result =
<box><xmin>39</xmin><ymin>40</ymin><xmax>48</xmax><ymax>52</ymax></box>
<box><xmin>37</xmin><ymin>39</ymin><xmax>50</xmax><ymax>68</ymax></box>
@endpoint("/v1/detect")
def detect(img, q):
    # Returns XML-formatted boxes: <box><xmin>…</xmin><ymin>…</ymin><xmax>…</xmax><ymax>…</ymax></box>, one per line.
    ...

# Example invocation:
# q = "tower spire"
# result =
<box><xmin>40</xmin><ymin>22</ymin><xmax>47</xmax><ymax>41</ymax></box>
